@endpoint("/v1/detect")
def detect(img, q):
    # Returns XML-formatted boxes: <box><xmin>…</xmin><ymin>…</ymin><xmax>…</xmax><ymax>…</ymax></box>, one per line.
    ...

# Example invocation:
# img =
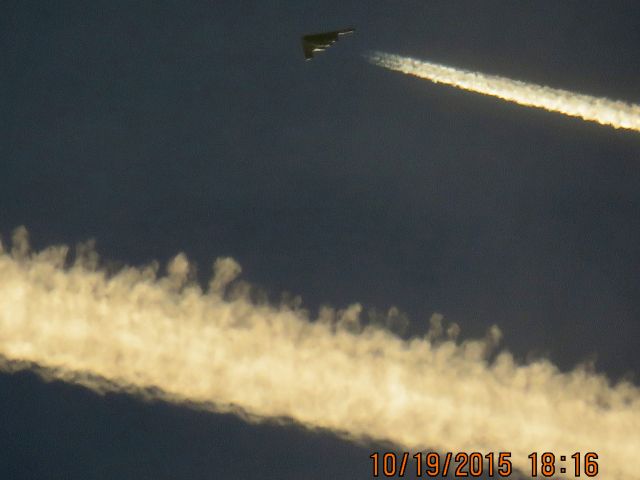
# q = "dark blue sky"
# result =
<box><xmin>2</xmin><ymin>1</ymin><xmax>639</xmax><ymax>478</ymax></box>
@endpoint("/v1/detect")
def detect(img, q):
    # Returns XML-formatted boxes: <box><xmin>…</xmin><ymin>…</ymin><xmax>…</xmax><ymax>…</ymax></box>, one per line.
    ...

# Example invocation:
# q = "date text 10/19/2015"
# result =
<box><xmin>370</xmin><ymin>451</ymin><xmax>599</xmax><ymax>478</ymax></box>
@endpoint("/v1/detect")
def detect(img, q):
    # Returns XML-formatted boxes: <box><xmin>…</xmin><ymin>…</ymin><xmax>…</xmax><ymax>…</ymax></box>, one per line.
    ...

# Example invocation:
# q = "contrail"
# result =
<box><xmin>367</xmin><ymin>51</ymin><xmax>640</xmax><ymax>132</ymax></box>
<box><xmin>1</xmin><ymin>227</ymin><xmax>639</xmax><ymax>479</ymax></box>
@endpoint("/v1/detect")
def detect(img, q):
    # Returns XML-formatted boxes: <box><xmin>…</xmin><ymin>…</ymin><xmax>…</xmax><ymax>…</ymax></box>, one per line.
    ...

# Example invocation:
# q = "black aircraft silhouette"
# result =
<box><xmin>301</xmin><ymin>28</ymin><xmax>355</xmax><ymax>60</ymax></box>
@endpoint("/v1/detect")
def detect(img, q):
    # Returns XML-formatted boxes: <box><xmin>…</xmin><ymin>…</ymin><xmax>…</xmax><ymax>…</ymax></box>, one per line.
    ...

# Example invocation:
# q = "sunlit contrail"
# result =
<box><xmin>368</xmin><ymin>51</ymin><xmax>640</xmax><ymax>132</ymax></box>
<box><xmin>1</xmin><ymin>227</ymin><xmax>639</xmax><ymax>479</ymax></box>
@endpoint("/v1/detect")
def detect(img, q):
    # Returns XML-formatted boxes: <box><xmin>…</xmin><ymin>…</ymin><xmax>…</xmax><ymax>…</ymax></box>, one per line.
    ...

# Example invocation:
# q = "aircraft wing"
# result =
<box><xmin>301</xmin><ymin>28</ymin><xmax>354</xmax><ymax>60</ymax></box>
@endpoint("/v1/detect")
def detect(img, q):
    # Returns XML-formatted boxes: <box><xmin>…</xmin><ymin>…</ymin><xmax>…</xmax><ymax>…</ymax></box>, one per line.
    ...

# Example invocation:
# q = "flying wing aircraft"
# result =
<box><xmin>301</xmin><ymin>28</ymin><xmax>355</xmax><ymax>60</ymax></box>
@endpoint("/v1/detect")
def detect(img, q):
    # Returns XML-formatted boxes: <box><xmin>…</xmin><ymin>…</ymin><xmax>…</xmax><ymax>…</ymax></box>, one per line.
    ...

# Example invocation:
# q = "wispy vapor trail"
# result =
<box><xmin>1</xmin><ymin>227</ymin><xmax>639</xmax><ymax>479</ymax></box>
<box><xmin>367</xmin><ymin>51</ymin><xmax>640</xmax><ymax>132</ymax></box>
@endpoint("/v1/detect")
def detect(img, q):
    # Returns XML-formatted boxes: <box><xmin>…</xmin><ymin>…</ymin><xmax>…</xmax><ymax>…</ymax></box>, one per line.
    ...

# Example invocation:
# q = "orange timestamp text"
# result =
<box><xmin>370</xmin><ymin>451</ymin><xmax>599</xmax><ymax>477</ymax></box>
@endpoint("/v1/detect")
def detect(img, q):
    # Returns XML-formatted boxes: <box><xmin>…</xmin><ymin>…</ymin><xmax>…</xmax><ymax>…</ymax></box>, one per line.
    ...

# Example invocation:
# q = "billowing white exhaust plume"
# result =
<box><xmin>1</xmin><ymin>227</ymin><xmax>639</xmax><ymax>479</ymax></box>
<box><xmin>368</xmin><ymin>51</ymin><xmax>640</xmax><ymax>132</ymax></box>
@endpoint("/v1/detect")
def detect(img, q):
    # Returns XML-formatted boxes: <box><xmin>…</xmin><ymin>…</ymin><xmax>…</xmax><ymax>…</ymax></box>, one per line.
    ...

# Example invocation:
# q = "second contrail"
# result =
<box><xmin>367</xmin><ymin>51</ymin><xmax>640</xmax><ymax>132</ymax></box>
<box><xmin>1</xmin><ymin>227</ymin><xmax>640</xmax><ymax>479</ymax></box>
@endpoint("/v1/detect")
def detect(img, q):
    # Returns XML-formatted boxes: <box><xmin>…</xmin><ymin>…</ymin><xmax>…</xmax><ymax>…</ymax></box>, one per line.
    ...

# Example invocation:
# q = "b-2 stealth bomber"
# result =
<box><xmin>301</xmin><ymin>28</ymin><xmax>355</xmax><ymax>60</ymax></box>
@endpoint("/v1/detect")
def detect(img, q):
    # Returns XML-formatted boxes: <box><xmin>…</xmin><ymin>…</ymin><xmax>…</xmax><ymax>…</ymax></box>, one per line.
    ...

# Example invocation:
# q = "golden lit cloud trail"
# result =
<box><xmin>1</xmin><ymin>227</ymin><xmax>639</xmax><ymax>479</ymax></box>
<box><xmin>367</xmin><ymin>51</ymin><xmax>640</xmax><ymax>132</ymax></box>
